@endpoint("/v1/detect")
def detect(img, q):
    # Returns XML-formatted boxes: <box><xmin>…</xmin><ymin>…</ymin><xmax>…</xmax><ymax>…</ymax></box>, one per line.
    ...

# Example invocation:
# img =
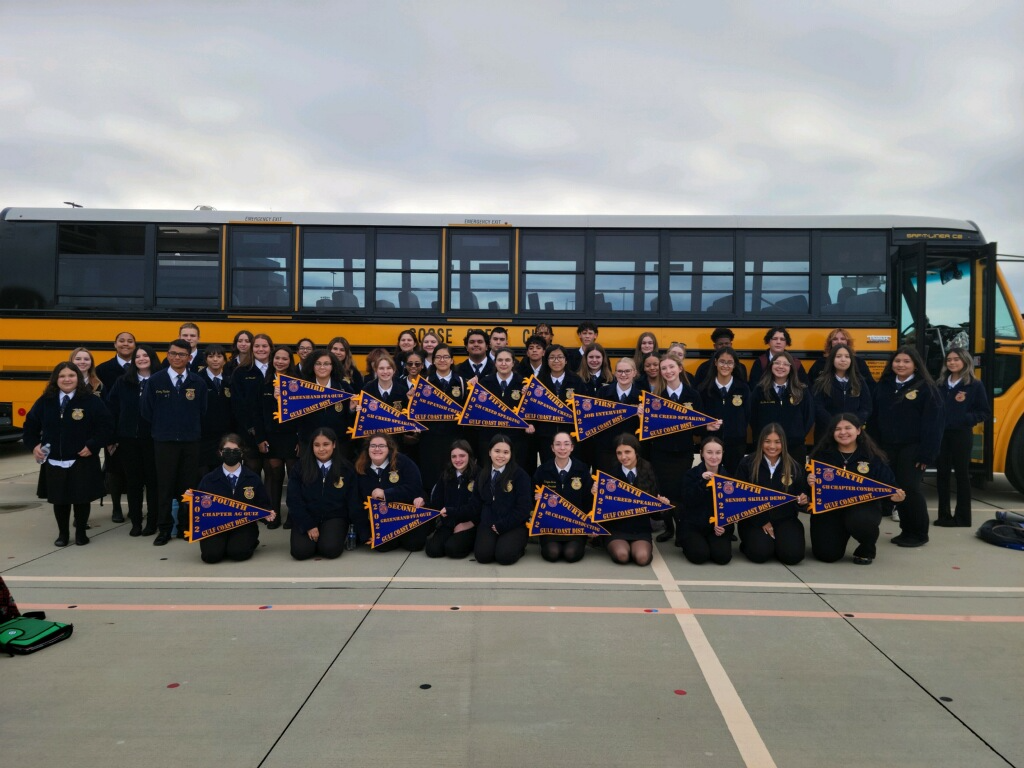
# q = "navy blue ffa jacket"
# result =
<box><xmin>680</xmin><ymin>462</ymin><xmax>734</xmax><ymax>535</ymax></box>
<box><xmin>96</xmin><ymin>356</ymin><xmax>132</xmax><ymax>398</ymax></box>
<box><xmin>533</xmin><ymin>457</ymin><xmax>593</xmax><ymax>514</ymax></box>
<box><xmin>285</xmin><ymin>460</ymin><xmax>361</xmax><ymax>535</ymax></box>
<box><xmin>471</xmin><ymin>465</ymin><xmax>533</xmax><ymax>534</ymax></box>
<box><xmin>197</xmin><ymin>465</ymin><xmax>271</xmax><ymax>517</ymax></box>
<box><xmin>456</xmin><ymin>357</ymin><xmax>495</xmax><ymax>380</ymax></box>
<box><xmin>361</xmin><ymin>377</ymin><xmax>409</xmax><ymax>411</ymax></box>
<box><xmin>595</xmin><ymin>381</ymin><xmax>644</xmax><ymax>453</ymax></box>
<box><xmin>422</xmin><ymin>371</ymin><xmax>468</xmax><ymax>438</ymax></box>
<box><xmin>751</xmin><ymin>383</ymin><xmax>814</xmax><ymax>449</ymax></box>
<box><xmin>23</xmin><ymin>391</ymin><xmax>114</xmax><ymax>461</ymax></box>
<box><xmin>141</xmin><ymin>368</ymin><xmax>208</xmax><ymax>442</ymax></box>
<box><xmin>812</xmin><ymin>378</ymin><xmax>873</xmax><ymax>437</ymax></box>
<box><xmin>809</xmin><ymin>447</ymin><xmax>896</xmax><ymax>516</ymax></box>
<box><xmin>734</xmin><ymin>454</ymin><xmax>808</xmax><ymax>528</ymax></box>
<box><xmin>106</xmin><ymin>375</ymin><xmax>151</xmax><ymax>439</ymax></box>
<box><xmin>479</xmin><ymin>372</ymin><xmax>527</xmax><ymax>411</ymax></box>
<box><xmin>940</xmin><ymin>379</ymin><xmax>989</xmax><ymax>432</ymax></box>
<box><xmin>428</xmin><ymin>471</ymin><xmax>476</xmax><ymax>528</ymax></box>
<box><xmin>871</xmin><ymin>377</ymin><xmax>944</xmax><ymax>465</ymax></box>
<box><xmin>750</xmin><ymin>352</ymin><xmax>809</xmax><ymax>388</ymax></box>
<box><xmin>647</xmin><ymin>383</ymin><xmax>704</xmax><ymax>454</ymax></box>
<box><xmin>580</xmin><ymin>372</ymin><xmax>611</xmax><ymax>397</ymax></box>
<box><xmin>295</xmin><ymin>377</ymin><xmax>352</xmax><ymax>447</ymax></box>
<box><xmin>257</xmin><ymin>373</ymin><xmax>298</xmax><ymax>444</ymax></box>
<box><xmin>354</xmin><ymin>452</ymin><xmax>423</xmax><ymax>542</ymax></box>
<box><xmin>229</xmin><ymin>364</ymin><xmax>268</xmax><ymax>438</ymax></box>
<box><xmin>532</xmin><ymin>371</ymin><xmax>585</xmax><ymax>439</ymax></box>
<box><xmin>600</xmin><ymin>461</ymin><xmax>659</xmax><ymax>538</ymax></box>
<box><xmin>700</xmin><ymin>380</ymin><xmax>752</xmax><ymax>443</ymax></box>
<box><xmin>200</xmin><ymin>372</ymin><xmax>234</xmax><ymax>442</ymax></box>
<box><xmin>694</xmin><ymin>358</ymin><xmax>748</xmax><ymax>389</ymax></box>
<box><xmin>808</xmin><ymin>355</ymin><xmax>876</xmax><ymax>395</ymax></box>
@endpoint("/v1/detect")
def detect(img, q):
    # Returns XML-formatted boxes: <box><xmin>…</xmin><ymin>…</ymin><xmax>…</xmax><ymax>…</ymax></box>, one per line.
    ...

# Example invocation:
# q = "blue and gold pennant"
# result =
<box><xmin>457</xmin><ymin>382</ymin><xmax>530</xmax><ymax>429</ymax></box>
<box><xmin>708</xmin><ymin>474</ymin><xmax>796</xmax><ymax>527</ymax></box>
<box><xmin>807</xmin><ymin>459</ymin><xmax>898</xmax><ymax>515</ymax></box>
<box><xmin>348</xmin><ymin>392</ymin><xmax>427</xmax><ymax>438</ymax></box>
<box><xmin>528</xmin><ymin>485</ymin><xmax>609</xmax><ymax>536</ymax></box>
<box><xmin>405</xmin><ymin>376</ymin><xmax>462</xmax><ymax>422</ymax></box>
<box><xmin>517</xmin><ymin>376</ymin><xmax>573</xmax><ymax>424</ymax></box>
<box><xmin>637</xmin><ymin>391</ymin><xmax>717</xmax><ymax>440</ymax></box>
<box><xmin>275</xmin><ymin>373</ymin><xmax>352</xmax><ymax>423</ymax></box>
<box><xmin>569</xmin><ymin>394</ymin><xmax>636</xmax><ymax>442</ymax></box>
<box><xmin>181</xmin><ymin>489</ymin><xmax>274</xmax><ymax>542</ymax></box>
<box><xmin>365</xmin><ymin>497</ymin><xmax>443</xmax><ymax>548</ymax></box>
<box><xmin>590</xmin><ymin>470</ymin><xmax>673</xmax><ymax>523</ymax></box>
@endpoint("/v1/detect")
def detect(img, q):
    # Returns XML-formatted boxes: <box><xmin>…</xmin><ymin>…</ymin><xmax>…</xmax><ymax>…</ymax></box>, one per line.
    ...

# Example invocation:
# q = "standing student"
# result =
<box><xmin>70</xmin><ymin>347</ymin><xmax>102</xmax><ymax>395</ymax></box>
<box><xmin>640</xmin><ymin>353</ymin><xmax>664</xmax><ymax>396</ymax></box>
<box><xmin>807</xmin><ymin>328</ymin><xmax>875</xmax><ymax>392</ymax></box>
<box><xmin>694</xmin><ymin>328</ymin><xmax>748</xmax><ymax>387</ymax></box>
<box><xmin>751</xmin><ymin>351</ymin><xmax>814</xmax><ymax>466</ymax></box>
<box><xmin>808</xmin><ymin>414</ymin><xmax>904</xmax><ymax>565</ymax></box>
<box><xmin>487</xmin><ymin>327</ymin><xmax>510</xmax><ymax>363</ymax></box>
<box><xmin>23</xmin><ymin>362</ymin><xmax>114</xmax><ymax>547</ymax></box>
<box><xmin>701</xmin><ymin>346</ymin><xmax>751</xmax><ymax>475</ymax></box>
<box><xmin>419</xmin><ymin>344</ymin><xmax>468</xmax><ymax>493</ymax></box>
<box><xmin>595</xmin><ymin>358</ymin><xmax>644</xmax><ymax>472</ymax></box>
<box><xmin>354</xmin><ymin>433</ymin><xmax>426</xmax><ymax>551</ymax></box>
<box><xmin>420</xmin><ymin>331</ymin><xmax>441</xmax><ymax>371</ymax></box>
<box><xmin>516</xmin><ymin>335</ymin><xmax>547</xmax><ymax>379</ymax></box>
<box><xmin>96</xmin><ymin>332</ymin><xmax>137</xmax><ymax>524</ymax></box>
<box><xmin>811</xmin><ymin>343</ymin><xmax>872</xmax><ymax>439</ymax></box>
<box><xmin>198</xmin><ymin>344</ymin><xmax>234</xmax><ymax>476</ymax></box>
<box><xmin>425</xmin><ymin>440</ymin><xmax>480</xmax><ymax>559</ymax></box>
<box><xmin>224</xmin><ymin>329</ymin><xmax>253</xmax><ymax>375</ymax></box>
<box><xmin>477</xmin><ymin>348</ymin><xmax>532</xmax><ymax>465</ymax></box>
<box><xmin>577</xmin><ymin>342</ymin><xmax>613</xmax><ymax>396</ymax></box>
<box><xmin>231</xmin><ymin>333</ymin><xmax>273</xmax><ymax>473</ymax></box>
<box><xmin>632</xmin><ymin>332</ymin><xmax>660</xmax><ymax>372</ymax></box>
<box><xmin>871</xmin><ymin>346</ymin><xmax>944</xmax><ymax>547</ymax></box>
<box><xmin>177</xmin><ymin>322</ymin><xmax>205</xmax><ymax>373</ymax></box>
<box><xmin>287</xmin><ymin>428</ymin><xmax>360</xmax><ymax>560</ymax></box>
<box><xmin>296</xmin><ymin>350</ymin><xmax>351</xmax><ymax>457</ymax></box>
<box><xmin>598</xmin><ymin>434</ymin><xmax>669</xmax><ymax>567</ymax></box>
<box><xmin>533</xmin><ymin>322</ymin><xmax>554</xmax><ymax>347</ymax></box>
<box><xmin>394</xmin><ymin>329</ymin><xmax>418</xmax><ymax>374</ymax></box>
<box><xmin>295</xmin><ymin>338</ymin><xmax>315</xmax><ymax>365</ymax></box>
<box><xmin>106</xmin><ymin>345</ymin><xmax>160</xmax><ymax>536</ymax></box>
<box><xmin>533</xmin><ymin>431</ymin><xmax>593</xmax><ymax>563</ymax></box>
<box><xmin>735</xmin><ymin>424</ymin><xmax>809</xmax><ymax>565</ymax></box>
<box><xmin>472</xmin><ymin>434</ymin><xmax>533</xmax><ymax>566</ymax></box>
<box><xmin>935</xmin><ymin>348</ymin><xmax>989</xmax><ymax>528</ymax></box>
<box><xmin>196</xmin><ymin>435</ymin><xmax>274</xmax><ymax>564</ymax></box>
<box><xmin>566</xmin><ymin>322</ymin><xmax>598</xmax><ymax>372</ymax></box>
<box><xmin>258</xmin><ymin>346</ymin><xmax>299</xmax><ymax>528</ymax></box>
<box><xmin>648</xmin><ymin>354</ymin><xmax>702</xmax><ymax>543</ymax></box>
<box><xmin>456</xmin><ymin>328</ymin><xmax>494</xmax><ymax>380</ymax></box>
<box><xmin>531</xmin><ymin>344</ymin><xmax>584</xmax><ymax>467</ymax></box>
<box><xmin>749</xmin><ymin>327</ymin><xmax>808</xmax><ymax>385</ymax></box>
<box><xmin>141</xmin><ymin>339</ymin><xmax>208</xmax><ymax>546</ymax></box>
<box><xmin>328</xmin><ymin>336</ymin><xmax>364</xmax><ymax>391</ymax></box>
<box><xmin>679</xmin><ymin>436</ymin><xmax>734</xmax><ymax>565</ymax></box>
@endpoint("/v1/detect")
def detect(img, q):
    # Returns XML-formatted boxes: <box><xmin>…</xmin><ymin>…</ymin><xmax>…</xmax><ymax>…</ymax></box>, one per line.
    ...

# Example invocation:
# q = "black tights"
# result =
<box><xmin>53</xmin><ymin>503</ymin><xmax>90</xmax><ymax>536</ymax></box>
<box><xmin>540</xmin><ymin>538</ymin><xmax>586</xmax><ymax>563</ymax></box>
<box><xmin>263</xmin><ymin>458</ymin><xmax>294</xmax><ymax>516</ymax></box>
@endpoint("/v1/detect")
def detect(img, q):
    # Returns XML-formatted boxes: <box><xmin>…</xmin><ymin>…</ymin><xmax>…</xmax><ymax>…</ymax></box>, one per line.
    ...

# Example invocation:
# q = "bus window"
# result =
<box><xmin>57</xmin><ymin>223</ymin><xmax>145</xmax><ymax>308</ymax></box>
<box><xmin>450</xmin><ymin>232</ymin><xmax>511</xmax><ymax>311</ymax></box>
<box><xmin>0</xmin><ymin>222</ymin><xmax>56</xmax><ymax>309</ymax></box>
<box><xmin>228</xmin><ymin>226</ymin><xmax>292</xmax><ymax>309</ymax></box>
<box><xmin>301</xmin><ymin>230</ymin><xmax>366</xmax><ymax>310</ymax></box>
<box><xmin>374</xmin><ymin>231</ymin><xmax>439</xmax><ymax>311</ymax></box>
<box><xmin>594</xmin><ymin>233</ymin><xmax>658</xmax><ymax>312</ymax></box>
<box><xmin>742</xmin><ymin>234</ymin><xmax>809</xmax><ymax>315</ymax></box>
<box><xmin>819</xmin><ymin>233</ymin><xmax>887</xmax><ymax>315</ymax></box>
<box><xmin>994</xmin><ymin>283</ymin><xmax>1021</xmax><ymax>340</ymax></box>
<box><xmin>670</xmin><ymin>234</ymin><xmax>734</xmax><ymax>313</ymax></box>
<box><xmin>520</xmin><ymin>232</ymin><xmax>583</xmax><ymax>312</ymax></box>
<box><xmin>155</xmin><ymin>225</ymin><xmax>221</xmax><ymax>309</ymax></box>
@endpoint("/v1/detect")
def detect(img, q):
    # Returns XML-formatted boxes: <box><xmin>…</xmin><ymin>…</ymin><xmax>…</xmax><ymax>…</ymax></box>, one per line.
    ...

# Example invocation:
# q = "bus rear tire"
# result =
<box><xmin>1005</xmin><ymin>422</ymin><xmax>1024</xmax><ymax>495</ymax></box>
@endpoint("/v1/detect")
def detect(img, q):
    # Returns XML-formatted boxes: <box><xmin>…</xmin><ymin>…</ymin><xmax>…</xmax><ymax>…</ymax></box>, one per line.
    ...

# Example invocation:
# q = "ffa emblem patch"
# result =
<box><xmin>570</xmin><ymin>477</ymin><xmax>582</xmax><ymax>490</ymax></box>
<box><xmin>288</xmin><ymin>380</ymin><xmax>299</xmax><ymax>393</ymax></box>
<box><xmin>582</xmin><ymin>400</ymin><xmax>592</xmax><ymax>412</ymax></box>
<box><xmin>511</xmin><ymin>390</ymin><xmax>520</xmax><ymax>401</ymax></box>
<box><xmin>955</xmin><ymin>392</ymin><xmax>966</xmax><ymax>402</ymax></box>
<box><xmin>905</xmin><ymin>390</ymin><xmax>918</xmax><ymax>400</ymax></box>
<box><xmin>857</xmin><ymin>462</ymin><xmax>870</xmax><ymax>474</ymax></box>
<box><xmin>224</xmin><ymin>388</ymin><xmax>231</xmax><ymax>398</ymax></box>
<box><xmin>505</xmin><ymin>480</ymin><xmax>513</xmax><ymax>492</ymax></box>
<box><xmin>605</xmin><ymin>479</ymin><xmax>617</xmax><ymax>492</ymax></box>
<box><xmin>534</xmin><ymin>386</ymin><xmax>544</xmax><ymax>397</ymax></box>
<box><xmin>389</xmin><ymin>471</ymin><xmax>399</xmax><ymax>483</ymax></box>
<box><xmin>823</xmin><ymin>468</ymin><xmax>835</xmax><ymax>482</ymax></box>
<box><xmin>789</xmin><ymin>395</ymin><xmax>795</xmax><ymax>405</ymax></box>
<box><xmin>732</xmin><ymin>395</ymin><xmax>743</xmax><ymax>406</ymax></box>
<box><xmin>71</xmin><ymin>408</ymin><xmax>84</xmax><ymax>420</ymax></box>
<box><xmin>185</xmin><ymin>388</ymin><xmax>196</xmax><ymax>400</ymax></box>
<box><xmin>422</xmin><ymin>385</ymin><xmax>434</xmax><ymax>397</ymax></box>
<box><xmin>201</xmin><ymin>495</ymin><xmax>213</xmax><ymax>508</ymax></box>
<box><xmin>369</xmin><ymin>400</ymin><xmax>379</xmax><ymax>411</ymax></box>
<box><xmin>467</xmin><ymin>480</ymin><xmax>474</xmax><ymax>491</ymax></box>
<box><xmin>479</xmin><ymin>391</ymin><xmax>489</xmax><ymax>402</ymax></box>
<box><xmin>334</xmin><ymin>477</ymin><xmax>344</xmax><ymax>489</ymax></box>
<box><xmin>243</xmin><ymin>486</ymin><xmax>255</xmax><ymax>500</ymax></box>
<box><xmin>335</xmin><ymin>403</ymin><xmax>344</xmax><ymax>411</ymax></box>
<box><xmin>565</xmin><ymin>388</ymin><xmax>574</xmax><ymax>397</ymax></box>
<box><xmin>652</xmin><ymin>400</ymin><xmax>662</xmax><ymax>411</ymax></box>
<box><xmin>723</xmin><ymin>481</ymin><xmax>735</xmax><ymax>494</ymax></box>
<box><xmin>452</xmin><ymin>387</ymin><xmax>462</xmax><ymax>398</ymax></box>
<box><xmin>683</xmin><ymin>402</ymin><xmax>693</xmax><ymax>409</ymax></box>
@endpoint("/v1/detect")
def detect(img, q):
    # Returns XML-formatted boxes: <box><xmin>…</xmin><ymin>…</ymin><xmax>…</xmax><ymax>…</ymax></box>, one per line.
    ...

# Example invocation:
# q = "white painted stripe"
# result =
<box><xmin>4</xmin><ymin>574</ymin><xmax>1022</xmax><ymax>593</ymax></box>
<box><xmin>650</xmin><ymin>546</ymin><xmax>777</xmax><ymax>767</ymax></box>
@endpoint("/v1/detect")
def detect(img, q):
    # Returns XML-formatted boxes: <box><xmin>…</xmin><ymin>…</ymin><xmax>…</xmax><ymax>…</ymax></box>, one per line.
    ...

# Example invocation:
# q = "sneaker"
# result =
<box><xmin>891</xmin><ymin>508</ymin><xmax>900</xmax><ymax>522</ymax></box>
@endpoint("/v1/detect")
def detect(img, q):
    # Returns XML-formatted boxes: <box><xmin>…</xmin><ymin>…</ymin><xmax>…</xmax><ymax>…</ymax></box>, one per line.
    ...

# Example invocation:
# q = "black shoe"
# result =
<box><xmin>141</xmin><ymin>525</ymin><xmax>157</xmax><ymax>536</ymax></box>
<box><xmin>75</xmin><ymin>530</ymin><xmax>90</xmax><ymax>546</ymax></box>
<box><xmin>893</xmin><ymin>536</ymin><xmax>927</xmax><ymax>548</ymax></box>
<box><xmin>175</xmin><ymin>532</ymin><xmax>186</xmax><ymax>539</ymax></box>
<box><xmin>154</xmin><ymin>534</ymin><xmax>171</xmax><ymax>546</ymax></box>
<box><xmin>282</xmin><ymin>518</ymin><xmax>292</xmax><ymax>530</ymax></box>
<box><xmin>112</xmin><ymin>510</ymin><xmax>125</xmax><ymax>523</ymax></box>
<box><xmin>54</xmin><ymin>535</ymin><xmax>69</xmax><ymax>547</ymax></box>
<box><xmin>266</xmin><ymin>519</ymin><xmax>282</xmax><ymax>530</ymax></box>
<box><xmin>934</xmin><ymin>518</ymin><xmax>956</xmax><ymax>527</ymax></box>
<box><xmin>853</xmin><ymin>555</ymin><xmax>873</xmax><ymax>565</ymax></box>
<box><xmin>656</xmin><ymin>530</ymin><xmax>674</xmax><ymax>543</ymax></box>
<box><xmin>129</xmin><ymin>524</ymin><xmax>143</xmax><ymax>537</ymax></box>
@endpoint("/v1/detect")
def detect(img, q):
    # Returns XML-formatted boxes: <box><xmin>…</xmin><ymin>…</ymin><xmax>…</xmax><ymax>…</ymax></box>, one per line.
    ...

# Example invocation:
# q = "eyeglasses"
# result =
<box><xmin>433</xmin><ymin>354</ymin><xmax>451</xmax><ymax>361</ymax></box>
<box><xmin>548</xmin><ymin>355</ymin><xmax>566</xmax><ymax>361</ymax></box>
<box><xmin>717</xmin><ymin>360</ymin><xmax>735</xmax><ymax>367</ymax></box>
<box><xmin>369</xmin><ymin>443</ymin><xmax>388</xmax><ymax>450</ymax></box>
<box><xmin>167</xmin><ymin>351</ymin><xmax>189</xmax><ymax>358</ymax></box>
<box><xmin>406</xmin><ymin>361</ymin><xmax>423</xmax><ymax>367</ymax></box>
<box><xmin>314</xmin><ymin>361</ymin><xmax>332</xmax><ymax>367</ymax></box>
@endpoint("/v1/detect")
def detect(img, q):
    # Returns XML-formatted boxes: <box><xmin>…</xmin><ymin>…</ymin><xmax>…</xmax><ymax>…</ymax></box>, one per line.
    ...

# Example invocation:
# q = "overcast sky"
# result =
<box><xmin>3</xmin><ymin>2</ymin><xmax>1022</xmax><ymax>286</ymax></box>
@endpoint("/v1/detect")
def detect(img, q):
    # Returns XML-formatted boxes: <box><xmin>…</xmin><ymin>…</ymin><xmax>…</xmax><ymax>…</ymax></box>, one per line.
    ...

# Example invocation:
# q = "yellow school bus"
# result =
<box><xmin>1</xmin><ymin>208</ymin><xmax>1021</xmax><ymax>491</ymax></box>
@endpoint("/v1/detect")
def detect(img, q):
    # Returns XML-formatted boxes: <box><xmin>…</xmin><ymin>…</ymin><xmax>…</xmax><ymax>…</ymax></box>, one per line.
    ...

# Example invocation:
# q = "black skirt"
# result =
<box><xmin>37</xmin><ymin>456</ymin><xmax>105</xmax><ymax>505</ymax></box>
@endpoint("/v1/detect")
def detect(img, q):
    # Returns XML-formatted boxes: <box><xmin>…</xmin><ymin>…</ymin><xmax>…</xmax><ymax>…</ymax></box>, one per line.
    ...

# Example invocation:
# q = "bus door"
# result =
<box><xmin>897</xmin><ymin>242</ymin><xmax>997</xmax><ymax>479</ymax></box>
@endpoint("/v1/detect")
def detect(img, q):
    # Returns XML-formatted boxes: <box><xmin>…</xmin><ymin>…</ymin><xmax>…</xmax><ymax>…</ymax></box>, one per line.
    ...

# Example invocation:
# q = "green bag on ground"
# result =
<box><xmin>0</xmin><ymin>616</ymin><xmax>74</xmax><ymax>655</ymax></box>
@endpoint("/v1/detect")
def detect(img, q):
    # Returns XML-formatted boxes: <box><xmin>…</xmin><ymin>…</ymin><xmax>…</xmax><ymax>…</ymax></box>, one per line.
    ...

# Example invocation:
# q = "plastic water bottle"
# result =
<box><xmin>345</xmin><ymin>524</ymin><xmax>357</xmax><ymax>551</ymax></box>
<box><xmin>36</xmin><ymin>443</ymin><xmax>51</xmax><ymax>464</ymax></box>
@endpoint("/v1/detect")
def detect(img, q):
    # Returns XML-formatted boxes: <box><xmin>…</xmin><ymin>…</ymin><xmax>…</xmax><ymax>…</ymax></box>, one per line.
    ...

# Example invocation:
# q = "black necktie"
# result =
<box><xmin>473</xmin><ymin>364</ymin><xmax>481</xmax><ymax>375</ymax></box>
<box><xmin>381</xmin><ymin>390</ymin><xmax>390</xmax><ymax>399</ymax></box>
<box><xmin>670</xmin><ymin>392</ymin><xmax>679</xmax><ymax>403</ymax></box>
<box><xmin>176</xmin><ymin>374</ymin><xmax>184</xmax><ymax>392</ymax></box>
<box><xmin>491</xmin><ymin>469</ymin><xmax>500</xmax><ymax>493</ymax></box>
<box><xmin>376</xmin><ymin>467</ymin><xmax>384</xmax><ymax>480</ymax></box>
<box><xmin>230</xmin><ymin>474</ymin><xmax>237</xmax><ymax>490</ymax></box>
<box><xmin>552</xmin><ymin>380</ymin><xmax>561</xmax><ymax>397</ymax></box>
<box><xmin>60</xmin><ymin>394</ymin><xmax>69</xmax><ymax>415</ymax></box>
<box><xmin>321</xmin><ymin>465</ymin><xmax>328</xmax><ymax>481</ymax></box>
<box><xmin>720</xmin><ymin>387</ymin><xmax>729</xmax><ymax>399</ymax></box>
<box><xmin>559</xmin><ymin>469</ymin><xmax>568</xmax><ymax>485</ymax></box>
<box><xmin>626</xmin><ymin>470</ymin><xmax>636</xmax><ymax>483</ymax></box>
<box><xmin>620</xmin><ymin>393</ymin><xmax>628</xmax><ymax>403</ymax></box>
<box><xmin>212</xmin><ymin>377</ymin><xmax>221</xmax><ymax>395</ymax></box>
<box><xmin>500</xmin><ymin>381</ymin><xmax>508</xmax><ymax>397</ymax></box>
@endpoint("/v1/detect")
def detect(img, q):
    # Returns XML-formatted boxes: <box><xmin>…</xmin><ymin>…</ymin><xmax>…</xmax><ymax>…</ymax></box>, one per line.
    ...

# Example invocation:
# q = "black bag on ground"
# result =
<box><xmin>976</xmin><ymin>519</ymin><xmax>1024</xmax><ymax>551</ymax></box>
<box><xmin>0</xmin><ymin>616</ymin><xmax>74</xmax><ymax>655</ymax></box>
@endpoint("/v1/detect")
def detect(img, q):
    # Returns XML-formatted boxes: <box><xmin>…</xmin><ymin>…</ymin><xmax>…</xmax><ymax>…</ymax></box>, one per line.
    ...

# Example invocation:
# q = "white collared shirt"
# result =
<box><xmin>766</xmin><ymin>458</ymin><xmax>781</xmax><ymax>477</ymax></box>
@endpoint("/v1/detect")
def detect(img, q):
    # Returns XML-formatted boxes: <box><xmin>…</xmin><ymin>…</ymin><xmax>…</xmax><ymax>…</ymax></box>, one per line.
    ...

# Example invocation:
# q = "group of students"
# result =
<box><xmin>22</xmin><ymin>320</ymin><xmax>988</xmax><ymax>567</ymax></box>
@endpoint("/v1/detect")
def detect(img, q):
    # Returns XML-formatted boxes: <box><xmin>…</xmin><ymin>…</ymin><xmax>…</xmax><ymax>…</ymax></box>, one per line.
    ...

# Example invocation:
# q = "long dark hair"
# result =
<box><xmin>758</xmin><ymin>350</ymin><xmax>806</xmax><ymax>404</ymax></box>
<box><xmin>299</xmin><ymin>427</ymin><xmax>352</xmax><ymax>485</ymax></box>
<box><xmin>328</xmin><ymin>336</ymin><xmax>356</xmax><ymax>379</ymax></box>
<box><xmin>747</xmin><ymin>423</ymin><xmax>798</xmax><ymax>488</ymax></box>
<box><xmin>577</xmin><ymin>342</ymin><xmax>612</xmax><ymax>383</ymax></box>
<box><xmin>812</xmin><ymin>343</ymin><xmax>864</xmax><ymax>398</ymax></box>
<box><xmin>481</xmin><ymin>433</ymin><xmax>520</xmax><ymax>492</ymax></box>
<box><xmin>301</xmin><ymin>349</ymin><xmax>342</xmax><ymax>385</ymax></box>
<box><xmin>231</xmin><ymin>329</ymin><xmax>254</xmax><ymax>367</ymax></box>
<box><xmin>42</xmin><ymin>362</ymin><xmax>90</xmax><ymax>398</ymax></box>
<box><xmin>355</xmin><ymin>433</ymin><xmax>399</xmax><ymax>475</ymax></box>
<box><xmin>123</xmin><ymin>344</ymin><xmax>160</xmax><ymax>384</ymax></box>
<box><xmin>880</xmin><ymin>345</ymin><xmax>937</xmax><ymax>388</ymax></box>
<box><xmin>440</xmin><ymin>439</ymin><xmax>478</xmax><ymax>482</ymax></box>
<box><xmin>701</xmin><ymin>346</ymin><xmax>739</xmax><ymax>397</ymax></box>
<box><xmin>810</xmin><ymin>412</ymin><xmax>887</xmax><ymax>462</ymax></box>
